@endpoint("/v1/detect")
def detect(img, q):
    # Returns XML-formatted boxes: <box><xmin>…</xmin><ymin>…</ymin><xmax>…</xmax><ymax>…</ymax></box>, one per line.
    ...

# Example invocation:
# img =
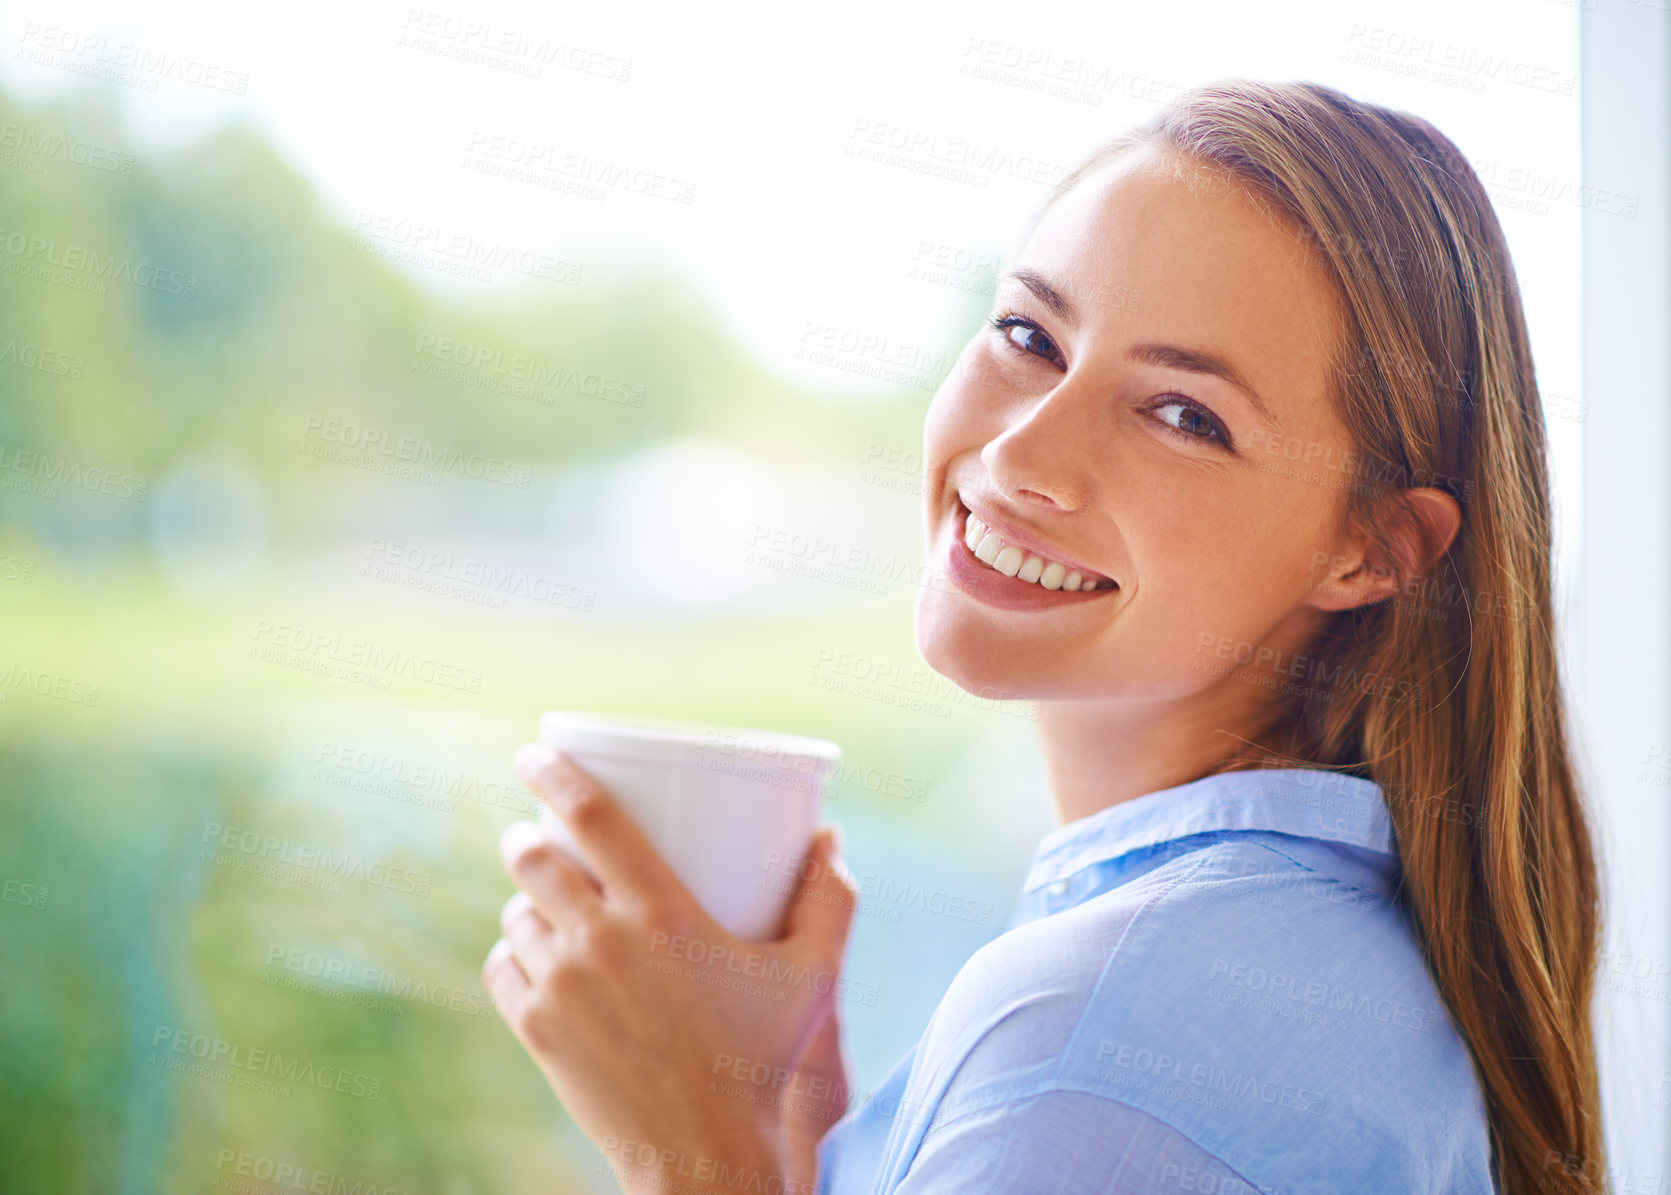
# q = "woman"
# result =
<box><xmin>483</xmin><ymin>80</ymin><xmax>1607</xmax><ymax>1193</ymax></box>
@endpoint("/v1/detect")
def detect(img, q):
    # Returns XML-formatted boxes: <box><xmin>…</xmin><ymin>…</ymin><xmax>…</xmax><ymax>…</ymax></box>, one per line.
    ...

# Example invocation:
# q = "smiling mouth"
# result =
<box><xmin>958</xmin><ymin>501</ymin><xmax>1118</xmax><ymax>593</ymax></box>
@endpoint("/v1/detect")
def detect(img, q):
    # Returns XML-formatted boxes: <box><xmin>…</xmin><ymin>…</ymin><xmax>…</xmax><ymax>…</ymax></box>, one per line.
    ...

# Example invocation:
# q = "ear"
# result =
<box><xmin>1305</xmin><ymin>487</ymin><xmax>1462</xmax><ymax>613</ymax></box>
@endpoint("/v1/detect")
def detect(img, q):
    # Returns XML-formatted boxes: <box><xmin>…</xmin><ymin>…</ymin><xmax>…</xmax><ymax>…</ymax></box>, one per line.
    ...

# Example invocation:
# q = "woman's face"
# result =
<box><xmin>916</xmin><ymin>145</ymin><xmax>1362</xmax><ymax>703</ymax></box>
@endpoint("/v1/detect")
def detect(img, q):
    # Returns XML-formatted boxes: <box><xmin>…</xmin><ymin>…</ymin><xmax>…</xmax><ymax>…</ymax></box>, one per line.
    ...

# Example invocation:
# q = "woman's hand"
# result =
<box><xmin>483</xmin><ymin>742</ymin><xmax>859</xmax><ymax>1195</ymax></box>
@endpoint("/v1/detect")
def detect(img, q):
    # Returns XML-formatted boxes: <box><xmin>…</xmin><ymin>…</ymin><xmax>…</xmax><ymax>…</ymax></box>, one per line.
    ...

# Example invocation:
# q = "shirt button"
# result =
<box><xmin>1046</xmin><ymin>879</ymin><xmax>1070</xmax><ymax>897</ymax></box>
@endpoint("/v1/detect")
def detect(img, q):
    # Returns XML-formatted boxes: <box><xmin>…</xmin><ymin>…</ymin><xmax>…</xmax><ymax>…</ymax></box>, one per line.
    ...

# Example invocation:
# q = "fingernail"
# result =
<box><xmin>827</xmin><ymin>822</ymin><xmax>845</xmax><ymax>856</ymax></box>
<box><xmin>515</xmin><ymin>742</ymin><xmax>557</xmax><ymax>783</ymax></box>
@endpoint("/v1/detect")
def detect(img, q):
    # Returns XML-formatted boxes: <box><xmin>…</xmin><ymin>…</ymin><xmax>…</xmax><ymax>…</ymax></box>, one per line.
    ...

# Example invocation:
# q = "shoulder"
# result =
<box><xmin>924</xmin><ymin>836</ymin><xmax>1390</xmax><ymax>1049</ymax></box>
<box><xmin>894</xmin><ymin>1088</ymin><xmax>1263</xmax><ymax>1195</ymax></box>
<box><xmin>906</xmin><ymin>836</ymin><xmax>1496</xmax><ymax>1193</ymax></box>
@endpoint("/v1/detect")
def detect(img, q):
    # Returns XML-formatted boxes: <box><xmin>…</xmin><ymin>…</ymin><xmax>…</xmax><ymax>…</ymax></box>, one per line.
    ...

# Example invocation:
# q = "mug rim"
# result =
<box><xmin>539</xmin><ymin>709</ymin><xmax>843</xmax><ymax>767</ymax></box>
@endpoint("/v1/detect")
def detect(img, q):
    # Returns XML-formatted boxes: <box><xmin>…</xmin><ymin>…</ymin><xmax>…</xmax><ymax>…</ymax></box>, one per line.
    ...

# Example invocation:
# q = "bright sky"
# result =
<box><xmin>1</xmin><ymin>0</ymin><xmax>1585</xmax><ymax>592</ymax></box>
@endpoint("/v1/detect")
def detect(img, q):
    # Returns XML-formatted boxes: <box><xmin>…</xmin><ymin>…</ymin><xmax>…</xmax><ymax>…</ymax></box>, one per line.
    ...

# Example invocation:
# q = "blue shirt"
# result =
<box><xmin>817</xmin><ymin>767</ymin><xmax>1497</xmax><ymax>1193</ymax></box>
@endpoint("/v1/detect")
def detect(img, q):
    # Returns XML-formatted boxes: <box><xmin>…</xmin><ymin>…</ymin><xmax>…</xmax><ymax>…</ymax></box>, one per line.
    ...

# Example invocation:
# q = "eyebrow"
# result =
<box><xmin>1008</xmin><ymin>267</ymin><xmax>1080</xmax><ymax>327</ymax></box>
<box><xmin>1128</xmin><ymin>342</ymin><xmax>1279</xmax><ymax>429</ymax></box>
<box><xmin>1004</xmin><ymin>267</ymin><xmax>1279</xmax><ymax>429</ymax></box>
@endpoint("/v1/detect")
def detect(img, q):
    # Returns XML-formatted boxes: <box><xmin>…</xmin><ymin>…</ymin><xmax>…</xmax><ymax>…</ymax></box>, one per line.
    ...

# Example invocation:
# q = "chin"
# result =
<box><xmin>912</xmin><ymin>591</ymin><xmax>1037</xmax><ymax>702</ymax></box>
<box><xmin>913</xmin><ymin>590</ymin><xmax>1177</xmax><ymax>705</ymax></box>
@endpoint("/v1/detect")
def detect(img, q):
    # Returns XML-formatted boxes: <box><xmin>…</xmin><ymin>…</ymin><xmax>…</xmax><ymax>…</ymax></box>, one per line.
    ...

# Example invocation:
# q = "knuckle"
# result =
<box><xmin>551</xmin><ymin>947</ymin><xmax>587</xmax><ymax>985</ymax></box>
<box><xmin>567</xmin><ymin>911</ymin><xmax>612</xmax><ymax>961</ymax></box>
<box><xmin>562</xmin><ymin>786</ymin><xmax>611</xmax><ymax>833</ymax></box>
<box><xmin>546</xmin><ymin>947</ymin><xmax>594</xmax><ymax>1003</ymax></box>
<box><xmin>512</xmin><ymin>1000</ymin><xmax>552</xmax><ymax>1048</ymax></box>
<box><xmin>519</xmin><ymin>951</ymin><xmax>556</xmax><ymax>992</ymax></box>
<box><xmin>581</xmin><ymin>909</ymin><xmax>644</xmax><ymax>972</ymax></box>
<box><xmin>637</xmin><ymin>891</ymin><xmax>682</xmax><ymax>932</ymax></box>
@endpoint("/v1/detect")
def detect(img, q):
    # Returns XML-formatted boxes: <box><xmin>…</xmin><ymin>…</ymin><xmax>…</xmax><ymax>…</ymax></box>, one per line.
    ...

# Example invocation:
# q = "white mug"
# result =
<box><xmin>535</xmin><ymin>710</ymin><xmax>842</xmax><ymax>940</ymax></box>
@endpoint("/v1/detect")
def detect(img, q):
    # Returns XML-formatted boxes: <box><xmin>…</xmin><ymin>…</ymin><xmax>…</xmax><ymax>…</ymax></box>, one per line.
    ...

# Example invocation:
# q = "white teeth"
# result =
<box><xmin>960</xmin><ymin>509</ymin><xmax>1113</xmax><ymax>594</ymax></box>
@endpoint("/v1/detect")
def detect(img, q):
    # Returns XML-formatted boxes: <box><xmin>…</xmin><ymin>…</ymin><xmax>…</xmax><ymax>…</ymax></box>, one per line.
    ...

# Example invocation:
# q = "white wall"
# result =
<box><xmin>1578</xmin><ymin>1</ymin><xmax>1671</xmax><ymax>1182</ymax></box>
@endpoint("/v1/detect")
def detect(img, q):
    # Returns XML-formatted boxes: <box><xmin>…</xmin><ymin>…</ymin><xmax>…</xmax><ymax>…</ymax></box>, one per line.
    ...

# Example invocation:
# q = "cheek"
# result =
<box><xmin>923</xmin><ymin>347</ymin><xmax>1001</xmax><ymax>478</ymax></box>
<box><xmin>1130</xmin><ymin>462</ymin><xmax>1332</xmax><ymax>568</ymax></box>
<box><xmin>921</xmin><ymin>385</ymin><xmax>960</xmax><ymax>463</ymax></box>
<box><xmin>1120</xmin><ymin>489</ymin><xmax>1329</xmax><ymax>633</ymax></box>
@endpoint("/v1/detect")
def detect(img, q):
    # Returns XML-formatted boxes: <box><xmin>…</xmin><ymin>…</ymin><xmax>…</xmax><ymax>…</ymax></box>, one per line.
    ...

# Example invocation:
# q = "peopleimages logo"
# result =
<box><xmin>0</xmin><ymin>444</ymin><xmax>148</xmax><ymax>501</ymax></box>
<box><xmin>0</xmin><ymin>226</ymin><xmax>198</xmax><ymax>294</ymax></box>
<box><xmin>412</xmin><ymin>333</ymin><xmax>646</xmax><ymax>407</ymax></box>
<box><xmin>0</xmin><ymin>662</ymin><xmax>99</xmax><ymax>706</ymax></box>
<box><xmin>0</xmin><ymin>121</ymin><xmax>134</xmax><ymax>174</ymax></box>
<box><xmin>1207</xmin><ymin>958</ymin><xmax>1444</xmax><ymax>1033</ymax></box>
<box><xmin>211</xmin><ymin>1148</ymin><xmax>416</xmax><ymax>1195</ymax></box>
<box><xmin>758</xmin><ymin>851</ymin><xmax>994</xmax><ymax>925</ymax></box>
<box><xmin>646</xmin><ymin>932</ymin><xmax>880</xmax><ymax>1007</ymax></box>
<box><xmin>313</xmin><ymin>741</ymin><xmax>540</xmax><ymax>816</ymax></box>
<box><xmin>250</xmin><ymin>618</ymin><xmax>485</xmax><ymax>694</ymax></box>
<box><xmin>1095</xmin><ymin>1041</ymin><xmax>1327</xmax><ymax>1115</ymax></box>
<box><xmin>846</xmin><ymin>117</ymin><xmax>1072</xmax><ymax>187</ymax></box>
<box><xmin>263</xmin><ymin>944</ymin><xmax>496</xmax><ymax>1019</ymax></box>
<box><xmin>299</xmin><ymin>414</ymin><xmax>531</xmax><ymax>489</ymax></box>
<box><xmin>398</xmin><ymin>9</ymin><xmax>633</xmax><ymax>81</ymax></box>
<box><xmin>349</xmin><ymin>212</ymin><xmax>582</xmax><ymax>286</ymax></box>
<box><xmin>149</xmin><ymin>1024</ymin><xmax>382</xmax><ymax>1100</ymax></box>
<box><xmin>0</xmin><ymin>338</ymin><xmax>86</xmax><ymax>378</ymax></box>
<box><xmin>361</xmin><ymin>537</ymin><xmax>596</xmax><ymax>612</ymax></box>
<box><xmin>17</xmin><ymin>23</ymin><xmax>251</xmax><ymax>93</ymax></box>
<box><xmin>199</xmin><ymin>821</ymin><xmax>433</xmax><ymax>897</ymax></box>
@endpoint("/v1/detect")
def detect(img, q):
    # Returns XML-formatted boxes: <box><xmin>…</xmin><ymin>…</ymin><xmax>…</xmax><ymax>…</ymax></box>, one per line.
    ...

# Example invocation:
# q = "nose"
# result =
<box><xmin>978</xmin><ymin>382</ymin><xmax>1096</xmax><ymax>512</ymax></box>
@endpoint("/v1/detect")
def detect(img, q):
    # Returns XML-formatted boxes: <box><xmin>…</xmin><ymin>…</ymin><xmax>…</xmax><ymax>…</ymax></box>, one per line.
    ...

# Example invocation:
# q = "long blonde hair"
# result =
<box><xmin>1041</xmin><ymin>80</ymin><xmax>1606</xmax><ymax>1193</ymax></box>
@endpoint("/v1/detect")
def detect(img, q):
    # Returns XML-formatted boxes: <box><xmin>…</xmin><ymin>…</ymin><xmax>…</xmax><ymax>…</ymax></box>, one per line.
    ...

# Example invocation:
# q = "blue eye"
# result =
<box><xmin>988</xmin><ymin>313</ymin><xmax>1063</xmax><ymax>367</ymax></box>
<box><xmin>986</xmin><ymin>310</ymin><xmax>1235</xmax><ymax>452</ymax></box>
<box><xmin>1148</xmin><ymin>396</ymin><xmax>1231</xmax><ymax>449</ymax></box>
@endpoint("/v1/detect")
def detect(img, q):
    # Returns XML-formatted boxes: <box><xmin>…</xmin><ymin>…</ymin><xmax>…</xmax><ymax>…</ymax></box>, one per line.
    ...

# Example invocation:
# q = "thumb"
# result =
<box><xmin>782</xmin><ymin>824</ymin><xmax>859</xmax><ymax>957</ymax></box>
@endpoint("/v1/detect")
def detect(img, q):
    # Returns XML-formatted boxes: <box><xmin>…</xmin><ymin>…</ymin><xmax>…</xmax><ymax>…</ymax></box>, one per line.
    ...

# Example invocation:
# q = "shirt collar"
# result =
<box><xmin>1022</xmin><ymin>766</ymin><xmax>1397</xmax><ymax>893</ymax></box>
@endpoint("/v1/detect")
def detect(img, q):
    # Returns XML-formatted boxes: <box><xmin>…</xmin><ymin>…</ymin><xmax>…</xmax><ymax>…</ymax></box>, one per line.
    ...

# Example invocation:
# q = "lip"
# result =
<box><xmin>944</xmin><ymin>496</ymin><xmax>1118</xmax><ymax>611</ymax></box>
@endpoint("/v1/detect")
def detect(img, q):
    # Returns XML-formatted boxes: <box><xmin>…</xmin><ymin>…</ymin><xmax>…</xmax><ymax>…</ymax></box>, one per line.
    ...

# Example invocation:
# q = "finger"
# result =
<box><xmin>482</xmin><ymin>937</ymin><xmax>534</xmax><ymax>1025</ymax></box>
<box><xmin>782</xmin><ymin>826</ymin><xmax>859</xmax><ymax>959</ymax></box>
<box><xmin>500</xmin><ymin>819</ymin><xmax>603</xmax><ymax>924</ymax></box>
<box><xmin>514</xmin><ymin>743</ymin><xmax>688</xmax><ymax>911</ymax></box>
<box><xmin>501</xmin><ymin>891</ymin><xmax>560</xmax><ymax>981</ymax></box>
